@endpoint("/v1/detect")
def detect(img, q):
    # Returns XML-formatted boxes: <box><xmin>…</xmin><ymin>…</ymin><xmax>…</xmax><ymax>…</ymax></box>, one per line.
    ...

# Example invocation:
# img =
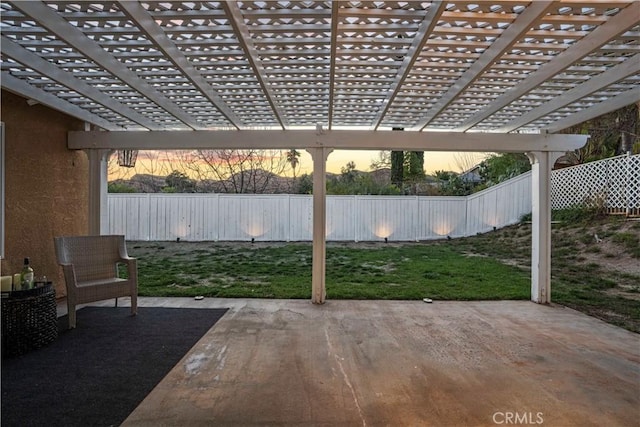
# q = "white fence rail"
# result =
<box><xmin>108</xmin><ymin>154</ymin><xmax>639</xmax><ymax>241</ymax></box>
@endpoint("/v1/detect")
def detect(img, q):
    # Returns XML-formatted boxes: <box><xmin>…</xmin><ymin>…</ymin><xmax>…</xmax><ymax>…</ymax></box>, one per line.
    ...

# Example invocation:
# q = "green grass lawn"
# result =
<box><xmin>130</xmin><ymin>242</ymin><xmax>531</xmax><ymax>301</ymax></box>
<box><xmin>127</xmin><ymin>216</ymin><xmax>640</xmax><ymax>333</ymax></box>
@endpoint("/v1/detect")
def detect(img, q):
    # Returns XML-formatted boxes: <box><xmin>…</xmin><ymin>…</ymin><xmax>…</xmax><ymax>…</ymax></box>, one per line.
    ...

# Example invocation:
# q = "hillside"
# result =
<box><xmin>110</xmin><ymin>168</ymin><xmax>446</xmax><ymax>195</ymax></box>
<box><xmin>445</xmin><ymin>215</ymin><xmax>640</xmax><ymax>332</ymax></box>
<box><xmin>110</xmin><ymin>170</ymin><xmax>295</xmax><ymax>193</ymax></box>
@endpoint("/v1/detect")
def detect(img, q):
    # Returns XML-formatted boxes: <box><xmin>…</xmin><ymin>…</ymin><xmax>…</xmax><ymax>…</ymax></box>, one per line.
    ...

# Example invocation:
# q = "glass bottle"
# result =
<box><xmin>20</xmin><ymin>257</ymin><xmax>34</xmax><ymax>290</ymax></box>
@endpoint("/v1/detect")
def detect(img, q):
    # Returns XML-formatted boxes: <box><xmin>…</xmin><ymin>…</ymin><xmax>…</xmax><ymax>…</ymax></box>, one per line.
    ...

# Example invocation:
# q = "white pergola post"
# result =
<box><xmin>528</xmin><ymin>150</ymin><xmax>564</xmax><ymax>304</ymax></box>
<box><xmin>87</xmin><ymin>149</ymin><xmax>110</xmax><ymax>236</ymax></box>
<box><xmin>308</xmin><ymin>147</ymin><xmax>332</xmax><ymax>304</ymax></box>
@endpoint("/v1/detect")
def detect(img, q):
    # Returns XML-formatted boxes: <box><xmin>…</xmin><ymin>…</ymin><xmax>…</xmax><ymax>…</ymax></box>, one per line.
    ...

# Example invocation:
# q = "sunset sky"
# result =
<box><xmin>323</xmin><ymin>150</ymin><xmax>487</xmax><ymax>176</ymax></box>
<box><xmin>108</xmin><ymin>149</ymin><xmax>488</xmax><ymax>181</ymax></box>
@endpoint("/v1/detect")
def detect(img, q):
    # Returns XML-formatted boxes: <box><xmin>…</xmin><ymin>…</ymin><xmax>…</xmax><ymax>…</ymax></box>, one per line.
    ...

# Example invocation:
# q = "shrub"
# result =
<box><xmin>108</xmin><ymin>182</ymin><xmax>136</xmax><ymax>193</ymax></box>
<box><xmin>552</xmin><ymin>205</ymin><xmax>606</xmax><ymax>223</ymax></box>
<box><xmin>519</xmin><ymin>205</ymin><xmax>605</xmax><ymax>224</ymax></box>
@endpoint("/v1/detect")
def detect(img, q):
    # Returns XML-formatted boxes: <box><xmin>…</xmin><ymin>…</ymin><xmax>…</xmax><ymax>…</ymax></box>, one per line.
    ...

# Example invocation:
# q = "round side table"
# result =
<box><xmin>1</xmin><ymin>284</ymin><xmax>58</xmax><ymax>358</ymax></box>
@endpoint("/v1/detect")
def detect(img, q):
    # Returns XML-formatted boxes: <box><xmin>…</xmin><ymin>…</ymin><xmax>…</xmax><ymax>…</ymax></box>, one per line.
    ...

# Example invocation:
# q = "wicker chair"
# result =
<box><xmin>54</xmin><ymin>235</ymin><xmax>138</xmax><ymax>328</ymax></box>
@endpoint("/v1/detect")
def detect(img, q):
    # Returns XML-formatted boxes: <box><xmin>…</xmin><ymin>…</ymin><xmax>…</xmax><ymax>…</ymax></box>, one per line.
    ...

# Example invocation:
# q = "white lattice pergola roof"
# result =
<box><xmin>1</xmin><ymin>1</ymin><xmax>639</xmax><ymax>134</ymax></box>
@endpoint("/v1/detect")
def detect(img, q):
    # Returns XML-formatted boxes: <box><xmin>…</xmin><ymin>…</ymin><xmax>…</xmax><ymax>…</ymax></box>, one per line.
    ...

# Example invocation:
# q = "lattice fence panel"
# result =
<box><xmin>624</xmin><ymin>155</ymin><xmax>640</xmax><ymax>216</ymax></box>
<box><xmin>551</xmin><ymin>154</ymin><xmax>640</xmax><ymax>215</ymax></box>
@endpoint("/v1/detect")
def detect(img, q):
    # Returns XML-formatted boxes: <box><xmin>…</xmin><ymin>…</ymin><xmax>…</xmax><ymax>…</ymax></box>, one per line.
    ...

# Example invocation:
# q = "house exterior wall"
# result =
<box><xmin>1</xmin><ymin>90</ymin><xmax>89</xmax><ymax>297</ymax></box>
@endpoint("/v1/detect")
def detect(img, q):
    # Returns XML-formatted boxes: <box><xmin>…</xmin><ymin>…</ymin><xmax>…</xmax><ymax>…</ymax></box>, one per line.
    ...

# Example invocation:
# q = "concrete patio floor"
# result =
<box><xmin>71</xmin><ymin>298</ymin><xmax>639</xmax><ymax>426</ymax></box>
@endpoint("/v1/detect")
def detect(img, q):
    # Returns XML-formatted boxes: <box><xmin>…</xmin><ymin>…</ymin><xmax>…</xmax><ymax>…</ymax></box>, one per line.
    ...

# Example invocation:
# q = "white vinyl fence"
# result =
<box><xmin>108</xmin><ymin>154</ymin><xmax>639</xmax><ymax>242</ymax></box>
<box><xmin>108</xmin><ymin>174</ymin><xmax>531</xmax><ymax>242</ymax></box>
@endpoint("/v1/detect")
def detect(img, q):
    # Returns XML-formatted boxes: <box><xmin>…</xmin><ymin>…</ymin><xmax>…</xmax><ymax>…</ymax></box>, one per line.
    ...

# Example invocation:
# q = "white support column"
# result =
<box><xmin>527</xmin><ymin>151</ymin><xmax>563</xmax><ymax>304</ymax></box>
<box><xmin>307</xmin><ymin>147</ymin><xmax>332</xmax><ymax>304</ymax></box>
<box><xmin>87</xmin><ymin>149</ymin><xmax>111</xmax><ymax>235</ymax></box>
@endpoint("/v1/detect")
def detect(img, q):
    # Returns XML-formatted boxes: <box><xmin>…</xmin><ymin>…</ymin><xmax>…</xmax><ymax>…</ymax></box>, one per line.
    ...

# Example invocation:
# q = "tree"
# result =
<box><xmin>434</xmin><ymin>170</ymin><xmax>456</xmax><ymax>181</ymax></box>
<box><xmin>560</xmin><ymin>103</ymin><xmax>639</xmax><ymax>164</ymax></box>
<box><xmin>434</xmin><ymin>170</ymin><xmax>476</xmax><ymax>196</ymax></box>
<box><xmin>286</xmin><ymin>149</ymin><xmax>301</xmax><ymax>192</ymax></box>
<box><xmin>176</xmin><ymin>149</ymin><xmax>293</xmax><ymax>194</ymax></box>
<box><xmin>108</xmin><ymin>153</ymin><xmax>132</xmax><ymax>182</ymax></box>
<box><xmin>478</xmin><ymin>153</ymin><xmax>531</xmax><ymax>186</ymax></box>
<box><xmin>296</xmin><ymin>173</ymin><xmax>313</xmax><ymax>194</ymax></box>
<box><xmin>406</xmin><ymin>151</ymin><xmax>424</xmax><ymax>179</ymax></box>
<box><xmin>286</xmin><ymin>149</ymin><xmax>300</xmax><ymax>171</ymax></box>
<box><xmin>109</xmin><ymin>150</ymin><xmax>174</xmax><ymax>193</ymax></box>
<box><xmin>373</xmin><ymin>149</ymin><xmax>425</xmax><ymax>194</ymax></box>
<box><xmin>328</xmin><ymin>161</ymin><xmax>358</xmax><ymax>194</ymax></box>
<box><xmin>370</xmin><ymin>150</ymin><xmax>391</xmax><ymax>170</ymax></box>
<box><xmin>340</xmin><ymin>161</ymin><xmax>358</xmax><ymax>183</ymax></box>
<box><xmin>137</xmin><ymin>151</ymin><xmax>173</xmax><ymax>177</ymax></box>
<box><xmin>327</xmin><ymin>162</ymin><xmax>401</xmax><ymax>195</ymax></box>
<box><xmin>453</xmin><ymin>152</ymin><xmax>487</xmax><ymax>173</ymax></box>
<box><xmin>404</xmin><ymin>151</ymin><xmax>425</xmax><ymax>194</ymax></box>
<box><xmin>164</xmin><ymin>170</ymin><xmax>195</xmax><ymax>193</ymax></box>
<box><xmin>390</xmin><ymin>151</ymin><xmax>404</xmax><ymax>188</ymax></box>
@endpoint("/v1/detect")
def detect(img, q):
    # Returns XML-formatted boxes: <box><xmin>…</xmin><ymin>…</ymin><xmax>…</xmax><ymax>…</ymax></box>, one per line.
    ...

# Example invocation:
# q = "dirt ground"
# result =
<box><xmin>574</xmin><ymin>220</ymin><xmax>640</xmax><ymax>276</ymax></box>
<box><xmin>467</xmin><ymin>217</ymin><xmax>640</xmax><ymax>304</ymax></box>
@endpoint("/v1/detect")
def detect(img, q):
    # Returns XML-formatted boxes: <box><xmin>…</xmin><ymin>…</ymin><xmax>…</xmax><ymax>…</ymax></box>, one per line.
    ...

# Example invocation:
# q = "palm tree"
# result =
<box><xmin>286</xmin><ymin>149</ymin><xmax>301</xmax><ymax>192</ymax></box>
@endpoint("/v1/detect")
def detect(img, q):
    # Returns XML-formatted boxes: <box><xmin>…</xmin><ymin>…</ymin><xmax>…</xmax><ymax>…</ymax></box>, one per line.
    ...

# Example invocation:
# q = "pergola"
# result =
<box><xmin>1</xmin><ymin>1</ymin><xmax>639</xmax><ymax>304</ymax></box>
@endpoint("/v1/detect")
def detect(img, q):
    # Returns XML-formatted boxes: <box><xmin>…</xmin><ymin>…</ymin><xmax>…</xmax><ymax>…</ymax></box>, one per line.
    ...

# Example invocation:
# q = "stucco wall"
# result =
<box><xmin>1</xmin><ymin>90</ymin><xmax>89</xmax><ymax>297</ymax></box>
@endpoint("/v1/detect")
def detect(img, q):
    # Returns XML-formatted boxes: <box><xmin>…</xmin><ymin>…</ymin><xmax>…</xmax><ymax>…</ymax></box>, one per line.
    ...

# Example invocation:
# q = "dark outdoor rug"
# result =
<box><xmin>1</xmin><ymin>306</ymin><xmax>228</xmax><ymax>427</ymax></box>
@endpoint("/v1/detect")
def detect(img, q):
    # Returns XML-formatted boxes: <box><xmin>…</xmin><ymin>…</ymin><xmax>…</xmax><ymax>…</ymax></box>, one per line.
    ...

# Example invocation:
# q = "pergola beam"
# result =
<box><xmin>327</xmin><ymin>1</ymin><xmax>339</xmax><ymax>130</ymax></box>
<box><xmin>543</xmin><ymin>88</ymin><xmax>640</xmax><ymax>134</ymax></box>
<box><xmin>11</xmin><ymin>0</ymin><xmax>205</xmax><ymax>130</ymax></box>
<box><xmin>497</xmin><ymin>53</ymin><xmax>640</xmax><ymax>133</ymax></box>
<box><xmin>455</xmin><ymin>1</ymin><xmax>640</xmax><ymax>132</ymax></box>
<box><xmin>221</xmin><ymin>1</ymin><xmax>289</xmax><ymax>129</ymax></box>
<box><xmin>1</xmin><ymin>37</ymin><xmax>160</xmax><ymax>130</ymax></box>
<box><xmin>415</xmin><ymin>1</ymin><xmax>554</xmax><ymax>130</ymax></box>
<box><xmin>371</xmin><ymin>2</ymin><xmax>446</xmax><ymax>130</ymax></box>
<box><xmin>68</xmin><ymin>129</ymin><xmax>588</xmax><ymax>153</ymax></box>
<box><xmin>1</xmin><ymin>72</ymin><xmax>121</xmax><ymax>131</ymax></box>
<box><xmin>117</xmin><ymin>1</ymin><xmax>244</xmax><ymax>129</ymax></box>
